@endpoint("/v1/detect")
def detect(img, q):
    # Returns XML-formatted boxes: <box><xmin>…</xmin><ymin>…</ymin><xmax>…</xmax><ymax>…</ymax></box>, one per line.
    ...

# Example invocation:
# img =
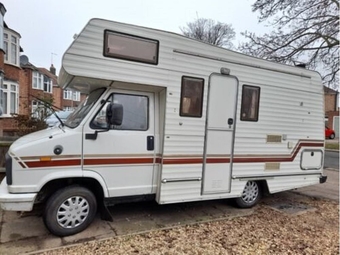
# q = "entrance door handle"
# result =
<box><xmin>228</xmin><ymin>118</ymin><xmax>233</xmax><ymax>125</ymax></box>
<box><xmin>147</xmin><ymin>136</ymin><xmax>154</xmax><ymax>151</ymax></box>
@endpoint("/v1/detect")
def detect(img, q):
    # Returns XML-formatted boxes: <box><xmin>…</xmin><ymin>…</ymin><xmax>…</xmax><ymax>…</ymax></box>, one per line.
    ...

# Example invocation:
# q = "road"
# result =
<box><xmin>325</xmin><ymin>150</ymin><xmax>339</xmax><ymax>169</ymax></box>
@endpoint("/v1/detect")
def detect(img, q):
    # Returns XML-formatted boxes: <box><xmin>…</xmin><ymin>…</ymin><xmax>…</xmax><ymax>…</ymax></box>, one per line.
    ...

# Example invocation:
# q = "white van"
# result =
<box><xmin>0</xmin><ymin>18</ymin><xmax>326</xmax><ymax>236</ymax></box>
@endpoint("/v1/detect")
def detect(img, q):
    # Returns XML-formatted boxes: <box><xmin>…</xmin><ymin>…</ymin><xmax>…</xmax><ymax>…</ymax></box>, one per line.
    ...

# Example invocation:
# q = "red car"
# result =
<box><xmin>325</xmin><ymin>126</ymin><xmax>335</xmax><ymax>139</ymax></box>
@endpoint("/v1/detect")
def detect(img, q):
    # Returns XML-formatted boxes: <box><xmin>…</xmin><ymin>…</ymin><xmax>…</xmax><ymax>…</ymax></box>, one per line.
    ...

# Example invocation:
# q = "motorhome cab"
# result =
<box><xmin>0</xmin><ymin>19</ymin><xmax>326</xmax><ymax>236</ymax></box>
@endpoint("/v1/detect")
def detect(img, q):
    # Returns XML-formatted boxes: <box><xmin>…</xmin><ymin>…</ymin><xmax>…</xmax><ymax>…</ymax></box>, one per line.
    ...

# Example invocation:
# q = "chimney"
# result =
<box><xmin>295</xmin><ymin>63</ymin><xmax>306</xmax><ymax>69</ymax></box>
<box><xmin>50</xmin><ymin>64</ymin><xmax>56</xmax><ymax>75</ymax></box>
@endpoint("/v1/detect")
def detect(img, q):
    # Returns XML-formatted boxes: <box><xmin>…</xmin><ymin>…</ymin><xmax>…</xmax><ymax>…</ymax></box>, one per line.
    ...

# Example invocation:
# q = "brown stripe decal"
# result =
<box><xmin>206</xmin><ymin>158</ymin><xmax>230</xmax><ymax>163</ymax></box>
<box><xmin>25</xmin><ymin>159</ymin><xmax>81</xmax><ymax>168</ymax></box>
<box><xmin>18</xmin><ymin>162</ymin><xmax>26</xmax><ymax>168</ymax></box>
<box><xmin>163</xmin><ymin>158</ymin><xmax>203</xmax><ymax>165</ymax></box>
<box><xmin>21</xmin><ymin>140</ymin><xmax>323</xmax><ymax>168</ymax></box>
<box><xmin>162</xmin><ymin>142</ymin><xmax>323</xmax><ymax>164</ymax></box>
<box><xmin>233</xmin><ymin>142</ymin><xmax>323</xmax><ymax>163</ymax></box>
<box><xmin>84</xmin><ymin>158</ymin><xmax>154</xmax><ymax>165</ymax></box>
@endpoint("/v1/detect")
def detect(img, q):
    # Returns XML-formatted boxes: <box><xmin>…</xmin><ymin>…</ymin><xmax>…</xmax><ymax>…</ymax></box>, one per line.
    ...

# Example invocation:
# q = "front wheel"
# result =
<box><xmin>43</xmin><ymin>186</ymin><xmax>97</xmax><ymax>236</ymax></box>
<box><xmin>235</xmin><ymin>181</ymin><xmax>262</xmax><ymax>208</ymax></box>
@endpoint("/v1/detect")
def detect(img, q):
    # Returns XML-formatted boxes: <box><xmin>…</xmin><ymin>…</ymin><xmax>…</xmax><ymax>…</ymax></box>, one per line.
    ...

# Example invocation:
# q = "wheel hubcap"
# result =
<box><xmin>57</xmin><ymin>196</ymin><xmax>89</xmax><ymax>228</ymax></box>
<box><xmin>241</xmin><ymin>181</ymin><xmax>259</xmax><ymax>203</ymax></box>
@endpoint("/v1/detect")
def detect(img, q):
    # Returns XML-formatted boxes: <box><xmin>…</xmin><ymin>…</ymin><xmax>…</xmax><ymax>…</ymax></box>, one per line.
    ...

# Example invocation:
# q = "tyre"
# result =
<box><xmin>235</xmin><ymin>181</ymin><xmax>262</xmax><ymax>208</ymax></box>
<box><xmin>330</xmin><ymin>133</ymin><xmax>335</xmax><ymax>139</ymax></box>
<box><xmin>43</xmin><ymin>186</ymin><xmax>97</xmax><ymax>236</ymax></box>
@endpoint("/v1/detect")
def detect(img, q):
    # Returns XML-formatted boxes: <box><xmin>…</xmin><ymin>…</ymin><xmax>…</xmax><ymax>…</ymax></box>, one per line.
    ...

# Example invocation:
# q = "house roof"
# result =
<box><xmin>324</xmin><ymin>86</ymin><xmax>338</xmax><ymax>94</ymax></box>
<box><xmin>37</xmin><ymin>67</ymin><xmax>58</xmax><ymax>84</ymax></box>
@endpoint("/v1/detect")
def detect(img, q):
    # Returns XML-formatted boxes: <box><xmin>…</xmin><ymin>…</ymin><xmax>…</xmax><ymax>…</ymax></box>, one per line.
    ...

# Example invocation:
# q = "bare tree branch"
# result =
<box><xmin>239</xmin><ymin>0</ymin><xmax>339</xmax><ymax>88</ymax></box>
<box><xmin>180</xmin><ymin>18</ymin><xmax>235</xmax><ymax>48</ymax></box>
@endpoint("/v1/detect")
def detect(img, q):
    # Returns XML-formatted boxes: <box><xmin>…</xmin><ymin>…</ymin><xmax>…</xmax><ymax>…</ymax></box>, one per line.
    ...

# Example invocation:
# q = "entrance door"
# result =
<box><xmin>83</xmin><ymin>89</ymin><xmax>156</xmax><ymax>197</ymax></box>
<box><xmin>202</xmin><ymin>73</ymin><xmax>238</xmax><ymax>194</ymax></box>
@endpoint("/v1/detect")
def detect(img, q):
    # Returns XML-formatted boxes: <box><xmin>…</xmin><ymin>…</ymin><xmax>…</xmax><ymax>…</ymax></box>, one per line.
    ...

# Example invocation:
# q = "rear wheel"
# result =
<box><xmin>43</xmin><ymin>186</ymin><xmax>97</xmax><ymax>236</ymax></box>
<box><xmin>235</xmin><ymin>181</ymin><xmax>262</xmax><ymax>208</ymax></box>
<box><xmin>330</xmin><ymin>133</ymin><xmax>335</xmax><ymax>139</ymax></box>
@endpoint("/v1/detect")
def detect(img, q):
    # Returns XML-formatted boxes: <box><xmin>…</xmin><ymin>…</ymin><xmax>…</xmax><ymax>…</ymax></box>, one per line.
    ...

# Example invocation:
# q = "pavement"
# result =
<box><xmin>0</xmin><ymin>168</ymin><xmax>338</xmax><ymax>255</ymax></box>
<box><xmin>292</xmin><ymin>168</ymin><xmax>339</xmax><ymax>201</ymax></box>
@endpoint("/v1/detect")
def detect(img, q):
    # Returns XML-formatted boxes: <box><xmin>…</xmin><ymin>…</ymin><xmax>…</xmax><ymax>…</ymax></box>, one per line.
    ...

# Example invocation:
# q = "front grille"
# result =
<box><xmin>5</xmin><ymin>153</ymin><xmax>12</xmax><ymax>185</ymax></box>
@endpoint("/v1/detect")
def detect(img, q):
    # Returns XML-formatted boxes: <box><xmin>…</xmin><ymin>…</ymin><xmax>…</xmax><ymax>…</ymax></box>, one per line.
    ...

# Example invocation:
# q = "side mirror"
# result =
<box><xmin>106</xmin><ymin>103</ymin><xmax>123</xmax><ymax>126</ymax></box>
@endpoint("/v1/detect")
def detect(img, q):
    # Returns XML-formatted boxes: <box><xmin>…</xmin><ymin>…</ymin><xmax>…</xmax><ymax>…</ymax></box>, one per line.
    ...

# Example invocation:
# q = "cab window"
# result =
<box><xmin>91</xmin><ymin>93</ymin><xmax>149</xmax><ymax>131</ymax></box>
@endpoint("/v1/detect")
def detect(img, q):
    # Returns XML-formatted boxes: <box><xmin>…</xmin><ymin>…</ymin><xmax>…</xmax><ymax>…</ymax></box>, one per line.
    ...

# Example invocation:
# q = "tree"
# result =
<box><xmin>239</xmin><ymin>0</ymin><xmax>339</xmax><ymax>88</ymax></box>
<box><xmin>12</xmin><ymin>94</ymin><xmax>54</xmax><ymax>136</ymax></box>
<box><xmin>181</xmin><ymin>18</ymin><xmax>235</xmax><ymax>48</ymax></box>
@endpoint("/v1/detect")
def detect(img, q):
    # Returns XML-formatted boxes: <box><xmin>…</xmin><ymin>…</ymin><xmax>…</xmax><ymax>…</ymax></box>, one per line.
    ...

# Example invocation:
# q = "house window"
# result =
<box><xmin>104</xmin><ymin>30</ymin><xmax>159</xmax><ymax>65</ymax></box>
<box><xmin>240</xmin><ymin>85</ymin><xmax>260</xmax><ymax>122</ymax></box>
<box><xmin>33</xmin><ymin>71</ymin><xmax>44</xmax><ymax>90</ymax></box>
<box><xmin>64</xmin><ymin>90</ymin><xmax>73</xmax><ymax>100</ymax></box>
<box><xmin>3</xmin><ymin>34</ymin><xmax>7</xmax><ymax>61</ymax></box>
<box><xmin>0</xmin><ymin>75</ymin><xmax>3</xmax><ymax>116</ymax></box>
<box><xmin>63</xmin><ymin>106</ymin><xmax>74</xmax><ymax>111</ymax></box>
<box><xmin>31</xmin><ymin>100</ymin><xmax>47</xmax><ymax>119</ymax></box>
<box><xmin>73</xmin><ymin>91</ymin><xmax>80</xmax><ymax>101</ymax></box>
<box><xmin>1</xmin><ymin>82</ymin><xmax>19</xmax><ymax>116</ymax></box>
<box><xmin>43</xmin><ymin>76</ymin><xmax>52</xmax><ymax>93</ymax></box>
<box><xmin>4</xmin><ymin>31</ymin><xmax>20</xmax><ymax>66</ymax></box>
<box><xmin>180</xmin><ymin>76</ymin><xmax>204</xmax><ymax>118</ymax></box>
<box><xmin>64</xmin><ymin>90</ymin><xmax>80</xmax><ymax>101</ymax></box>
<box><xmin>0</xmin><ymin>14</ymin><xmax>4</xmax><ymax>51</ymax></box>
<box><xmin>11</xmin><ymin>35</ymin><xmax>17</xmax><ymax>65</ymax></box>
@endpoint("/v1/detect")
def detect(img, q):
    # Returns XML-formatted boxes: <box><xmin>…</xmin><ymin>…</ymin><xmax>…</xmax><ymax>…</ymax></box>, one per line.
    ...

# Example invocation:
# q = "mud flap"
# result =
<box><xmin>99</xmin><ymin>200</ymin><xmax>113</xmax><ymax>222</ymax></box>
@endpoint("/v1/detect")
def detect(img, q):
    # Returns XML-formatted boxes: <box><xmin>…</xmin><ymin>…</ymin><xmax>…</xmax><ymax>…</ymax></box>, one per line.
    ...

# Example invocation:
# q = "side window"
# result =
<box><xmin>104</xmin><ymin>30</ymin><xmax>159</xmax><ymax>65</ymax></box>
<box><xmin>92</xmin><ymin>93</ymin><xmax>149</xmax><ymax>131</ymax></box>
<box><xmin>240</xmin><ymin>85</ymin><xmax>260</xmax><ymax>122</ymax></box>
<box><xmin>180</xmin><ymin>76</ymin><xmax>204</xmax><ymax>118</ymax></box>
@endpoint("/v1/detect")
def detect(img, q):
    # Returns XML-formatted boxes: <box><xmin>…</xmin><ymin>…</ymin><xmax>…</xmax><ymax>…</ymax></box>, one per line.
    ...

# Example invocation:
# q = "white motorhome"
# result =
<box><xmin>0</xmin><ymin>19</ymin><xmax>326</xmax><ymax>236</ymax></box>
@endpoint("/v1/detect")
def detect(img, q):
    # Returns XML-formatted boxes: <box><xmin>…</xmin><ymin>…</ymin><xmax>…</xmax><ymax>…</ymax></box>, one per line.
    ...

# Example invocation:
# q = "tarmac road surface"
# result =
<box><xmin>324</xmin><ymin>150</ymin><xmax>339</xmax><ymax>169</ymax></box>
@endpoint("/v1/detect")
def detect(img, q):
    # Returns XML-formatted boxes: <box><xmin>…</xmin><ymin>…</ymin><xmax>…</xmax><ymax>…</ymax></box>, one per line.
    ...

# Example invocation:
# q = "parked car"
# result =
<box><xmin>325</xmin><ymin>126</ymin><xmax>336</xmax><ymax>139</ymax></box>
<box><xmin>45</xmin><ymin>110</ymin><xmax>73</xmax><ymax>127</ymax></box>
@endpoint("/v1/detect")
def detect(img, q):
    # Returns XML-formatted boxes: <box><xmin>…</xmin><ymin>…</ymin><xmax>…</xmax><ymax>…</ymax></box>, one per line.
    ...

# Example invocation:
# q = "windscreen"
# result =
<box><xmin>64</xmin><ymin>88</ymin><xmax>105</xmax><ymax>128</ymax></box>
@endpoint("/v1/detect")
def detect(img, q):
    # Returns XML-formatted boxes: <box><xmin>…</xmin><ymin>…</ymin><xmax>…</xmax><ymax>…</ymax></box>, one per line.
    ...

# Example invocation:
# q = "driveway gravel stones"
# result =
<box><xmin>38</xmin><ymin>192</ymin><xmax>339</xmax><ymax>255</ymax></box>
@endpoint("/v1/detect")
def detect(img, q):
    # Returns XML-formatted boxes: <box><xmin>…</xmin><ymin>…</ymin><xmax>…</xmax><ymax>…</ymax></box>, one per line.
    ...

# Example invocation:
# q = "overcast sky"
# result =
<box><xmin>1</xmin><ymin>0</ymin><xmax>267</xmax><ymax>74</ymax></box>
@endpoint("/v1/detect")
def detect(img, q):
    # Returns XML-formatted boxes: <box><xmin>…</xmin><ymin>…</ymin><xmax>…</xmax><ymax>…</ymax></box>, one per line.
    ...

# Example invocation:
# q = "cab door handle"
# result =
<box><xmin>147</xmin><ymin>136</ymin><xmax>154</xmax><ymax>151</ymax></box>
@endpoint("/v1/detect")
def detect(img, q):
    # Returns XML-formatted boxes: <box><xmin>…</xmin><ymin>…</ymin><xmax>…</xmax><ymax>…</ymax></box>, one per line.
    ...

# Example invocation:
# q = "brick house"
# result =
<box><xmin>37</xmin><ymin>66</ymin><xmax>84</xmax><ymax>111</ymax></box>
<box><xmin>324</xmin><ymin>86</ymin><xmax>339</xmax><ymax>137</ymax></box>
<box><xmin>0</xmin><ymin>3</ymin><xmax>84</xmax><ymax>137</ymax></box>
<box><xmin>0</xmin><ymin>57</ymin><xmax>83</xmax><ymax>136</ymax></box>
<box><xmin>0</xmin><ymin>3</ymin><xmax>23</xmax><ymax>136</ymax></box>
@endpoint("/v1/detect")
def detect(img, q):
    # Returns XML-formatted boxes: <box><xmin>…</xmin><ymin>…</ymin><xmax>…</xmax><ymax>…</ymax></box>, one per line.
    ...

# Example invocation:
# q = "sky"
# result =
<box><xmin>1</xmin><ymin>0</ymin><xmax>267</xmax><ymax>74</ymax></box>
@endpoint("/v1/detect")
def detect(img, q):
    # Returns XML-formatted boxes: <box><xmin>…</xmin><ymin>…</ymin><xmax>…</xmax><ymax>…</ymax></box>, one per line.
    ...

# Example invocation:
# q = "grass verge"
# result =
<box><xmin>325</xmin><ymin>143</ymin><xmax>339</xmax><ymax>150</ymax></box>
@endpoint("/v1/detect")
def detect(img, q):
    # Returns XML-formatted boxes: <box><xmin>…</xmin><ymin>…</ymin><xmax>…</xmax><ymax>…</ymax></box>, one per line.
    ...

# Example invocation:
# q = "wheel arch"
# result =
<box><xmin>36</xmin><ymin>173</ymin><xmax>108</xmax><ymax>205</ymax></box>
<box><xmin>256</xmin><ymin>179</ymin><xmax>269</xmax><ymax>195</ymax></box>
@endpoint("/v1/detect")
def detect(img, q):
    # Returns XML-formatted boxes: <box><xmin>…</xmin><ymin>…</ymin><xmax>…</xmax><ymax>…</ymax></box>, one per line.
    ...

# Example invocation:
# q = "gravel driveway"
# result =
<box><xmin>40</xmin><ymin>192</ymin><xmax>339</xmax><ymax>255</ymax></box>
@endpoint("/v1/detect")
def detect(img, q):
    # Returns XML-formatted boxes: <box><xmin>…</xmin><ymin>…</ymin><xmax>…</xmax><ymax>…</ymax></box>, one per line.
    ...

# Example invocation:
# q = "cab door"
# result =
<box><xmin>82</xmin><ymin>89</ymin><xmax>156</xmax><ymax>197</ymax></box>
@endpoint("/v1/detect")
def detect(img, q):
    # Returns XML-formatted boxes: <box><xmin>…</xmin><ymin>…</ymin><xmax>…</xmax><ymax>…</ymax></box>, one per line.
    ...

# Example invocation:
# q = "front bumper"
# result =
<box><xmin>0</xmin><ymin>178</ymin><xmax>37</xmax><ymax>211</ymax></box>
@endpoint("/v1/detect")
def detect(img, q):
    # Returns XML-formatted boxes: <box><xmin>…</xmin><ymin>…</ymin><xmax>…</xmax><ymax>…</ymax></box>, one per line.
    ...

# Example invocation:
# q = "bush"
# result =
<box><xmin>12</xmin><ymin>114</ymin><xmax>47</xmax><ymax>136</ymax></box>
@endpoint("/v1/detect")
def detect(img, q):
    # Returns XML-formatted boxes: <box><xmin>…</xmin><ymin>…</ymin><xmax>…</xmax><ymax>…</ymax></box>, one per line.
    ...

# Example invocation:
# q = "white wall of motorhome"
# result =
<box><xmin>57</xmin><ymin>18</ymin><xmax>324</xmax><ymax>204</ymax></box>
